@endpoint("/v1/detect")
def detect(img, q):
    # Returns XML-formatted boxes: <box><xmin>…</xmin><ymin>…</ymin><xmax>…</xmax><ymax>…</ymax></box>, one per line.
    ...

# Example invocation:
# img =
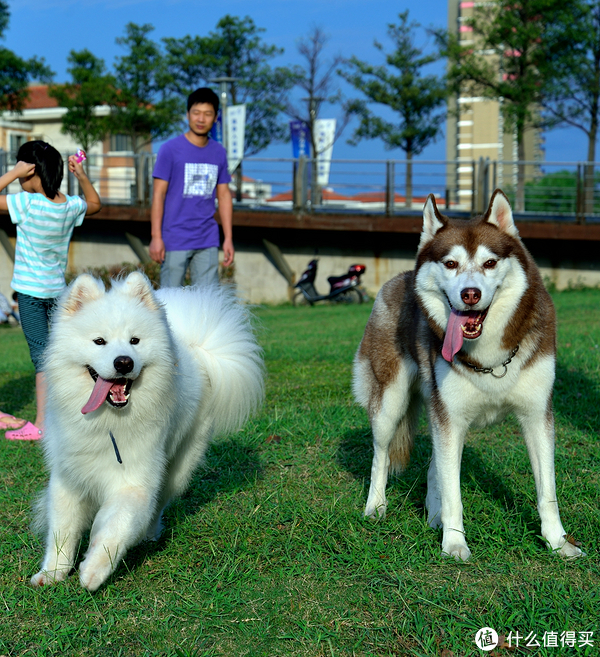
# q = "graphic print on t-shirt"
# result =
<box><xmin>183</xmin><ymin>163</ymin><xmax>219</xmax><ymax>198</ymax></box>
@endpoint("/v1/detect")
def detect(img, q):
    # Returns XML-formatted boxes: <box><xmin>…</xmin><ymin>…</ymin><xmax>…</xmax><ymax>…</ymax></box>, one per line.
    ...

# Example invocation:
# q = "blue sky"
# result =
<box><xmin>3</xmin><ymin>0</ymin><xmax>588</xmax><ymax>162</ymax></box>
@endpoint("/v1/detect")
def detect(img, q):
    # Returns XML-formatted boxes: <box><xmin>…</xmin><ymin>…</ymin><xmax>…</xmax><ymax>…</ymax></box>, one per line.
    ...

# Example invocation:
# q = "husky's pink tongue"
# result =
<box><xmin>81</xmin><ymin>376</ymin><xmax>113</xmax><ymax>414</ymax></box>
<box><xmin>442</xmin><ymin>309</ymin><xmax>476</xmax><ymax>363</ymax></box>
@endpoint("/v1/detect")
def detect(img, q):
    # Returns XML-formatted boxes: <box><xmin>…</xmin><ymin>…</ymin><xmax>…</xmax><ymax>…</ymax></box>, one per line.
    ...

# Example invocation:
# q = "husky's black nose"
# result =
<box><xmin>114</xmin><ymin>356</ymin><xmax>134</xmax><ymax>375</ymax></box>
<box><xmin>461</xmin><ymin>288</ymin><xmax>481</xmax><ymax>305</ymax></box>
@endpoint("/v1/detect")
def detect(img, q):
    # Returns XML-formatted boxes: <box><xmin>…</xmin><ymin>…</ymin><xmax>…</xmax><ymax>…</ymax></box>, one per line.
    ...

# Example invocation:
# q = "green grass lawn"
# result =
<box><xmin>0</xmin><ymin>290</ymin><xmax>598</xmax><ymax>656</ymax></box>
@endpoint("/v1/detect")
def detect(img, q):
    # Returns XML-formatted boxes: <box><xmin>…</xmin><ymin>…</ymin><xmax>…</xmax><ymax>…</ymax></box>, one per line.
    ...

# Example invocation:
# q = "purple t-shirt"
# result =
<box><xmin>153</xmin><ymin>135</ymin><xmax>231</xmax><ymax>251</ymax></box>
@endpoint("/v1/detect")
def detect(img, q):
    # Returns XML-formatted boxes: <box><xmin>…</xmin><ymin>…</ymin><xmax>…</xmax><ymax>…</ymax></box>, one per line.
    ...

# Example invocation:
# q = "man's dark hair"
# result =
<box><xmin>17</xmin><ymin>140</ymin><xmax>63</xmax><ymax>199</ymax></box>
<box><xmin>187</xmin><ymin>87</ymin><xmax>219</xmax><ymax>114</ymax></box>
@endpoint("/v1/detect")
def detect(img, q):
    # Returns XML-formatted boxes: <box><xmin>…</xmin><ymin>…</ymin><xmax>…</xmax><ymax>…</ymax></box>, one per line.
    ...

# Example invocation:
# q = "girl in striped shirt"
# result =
<box><xmin>0</xmin><ymin>140</ymin><xmax>101</xmax><ymax>440</ymax></box>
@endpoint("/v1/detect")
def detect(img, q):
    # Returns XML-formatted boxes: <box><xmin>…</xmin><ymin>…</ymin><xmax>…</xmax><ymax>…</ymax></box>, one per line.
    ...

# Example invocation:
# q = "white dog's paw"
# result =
<box><xmin>79</xmin><ymin>554</ymin><xmax>115</xmax><ymax>592</ymax></box>
<box><xmin>30</xmin><ymin>568</ymin><xmax>70</xmax><ymax>587</ymax></box>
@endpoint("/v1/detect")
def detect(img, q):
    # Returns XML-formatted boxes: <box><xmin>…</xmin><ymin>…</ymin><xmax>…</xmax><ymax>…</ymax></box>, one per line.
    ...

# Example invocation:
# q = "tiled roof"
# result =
<box><xmin>23</xmin><ymin>85</ymin><xmax>59</xmax><ymax>109</ymax></box>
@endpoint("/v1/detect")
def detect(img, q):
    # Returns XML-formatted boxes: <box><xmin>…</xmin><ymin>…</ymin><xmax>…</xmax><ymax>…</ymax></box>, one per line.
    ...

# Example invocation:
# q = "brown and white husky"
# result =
<box><xmin>353</xmin><ymin>190</ymin><xmax>582</xmax><ymax>560</ymax></box>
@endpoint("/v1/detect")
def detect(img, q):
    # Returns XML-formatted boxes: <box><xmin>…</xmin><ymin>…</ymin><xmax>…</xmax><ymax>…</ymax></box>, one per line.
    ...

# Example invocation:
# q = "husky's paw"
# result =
<box><xmin>555</xmin><ymin>537</ymin><xmax>585</xmax><ymax>559</ymax></box>
<box><xmin>364</xmin><ymin>503</ymin><xmax>387</xmax><ymax>520</ymax></box>
<box><xmin>441</xmin><ymin>534</ymin><xmax>471</xmax><ymax>562</ymax></box>
<box><xmin>30</xmin><ymin>568</ymin><xmax>69</xmax><ymax>587</ymax></box>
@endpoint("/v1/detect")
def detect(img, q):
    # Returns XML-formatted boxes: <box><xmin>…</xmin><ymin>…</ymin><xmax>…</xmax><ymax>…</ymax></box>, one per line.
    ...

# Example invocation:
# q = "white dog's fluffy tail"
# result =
<box><xmin>156</xmin><ymin>285</ymin><xmax>265</xmax><ymax>436</ymax></box>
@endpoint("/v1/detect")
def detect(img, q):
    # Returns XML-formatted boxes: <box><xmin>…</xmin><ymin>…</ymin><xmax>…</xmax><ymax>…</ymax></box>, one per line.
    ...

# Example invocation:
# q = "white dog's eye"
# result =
<box><xmin>130</xmin><ymin>337</ymin><xmax>140</xmax><ymax>345</ymax></box>
<box><xmin>483</xmin><ymin>259</ymin><xmax>497</xmax><ymax>269</ymax></box>
<box><xmin>444</xmin><ymin>260</ymin><xmax>458</xmax><ymax>270</ymax></box>
<box><xmin>93</xmin><ymin>338</ymin><xmax>106</xmax><ymax>345</ymax></box>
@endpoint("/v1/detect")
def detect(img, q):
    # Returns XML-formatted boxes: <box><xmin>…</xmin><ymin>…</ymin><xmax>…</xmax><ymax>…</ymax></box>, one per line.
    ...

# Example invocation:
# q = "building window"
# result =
<box><xmin>9</xmin><ymin>134</ymin><xmax>26</xmax><ymax>162</ymax></box>
<box><xmin>110</xmin><ymin>134</ymin><xmax>133</xmax><ymax>152</ymax></box>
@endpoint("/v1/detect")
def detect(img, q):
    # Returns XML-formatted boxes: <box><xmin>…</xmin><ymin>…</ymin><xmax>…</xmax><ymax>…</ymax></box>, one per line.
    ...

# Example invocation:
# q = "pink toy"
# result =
<box><xmin>74</xmin><ymin>149</ymin><xmax>86</xmax><ymax>163</ymax></box>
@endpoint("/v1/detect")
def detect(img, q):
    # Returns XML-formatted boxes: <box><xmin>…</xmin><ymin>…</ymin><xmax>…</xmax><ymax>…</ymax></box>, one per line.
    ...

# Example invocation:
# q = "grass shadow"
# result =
<box><xmin>337</xmin><ymin>423</ymin><xmax>542</xmax><ymax>544</ymax></box>
<box><xmin>554</xmin><ymin>363</ymin><xmax>599</xmax><ymax>434</ymax></box>
<box><xmin>0</xmin><ymin>372</ymin><xmax>36</xmax><ymax>419</ymax></box>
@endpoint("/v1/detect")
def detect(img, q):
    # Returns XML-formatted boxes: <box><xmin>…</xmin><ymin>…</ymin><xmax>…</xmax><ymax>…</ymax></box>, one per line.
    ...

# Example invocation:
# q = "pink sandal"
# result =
<box><xmin>5</xmin><ymin>421</ymin><xmax>43</xmax><ymax>441</ymax></box>
<box><xmin>0</xmin><ymin>412</ymin><xmax>27</xmax><ymax>430</ymax></box>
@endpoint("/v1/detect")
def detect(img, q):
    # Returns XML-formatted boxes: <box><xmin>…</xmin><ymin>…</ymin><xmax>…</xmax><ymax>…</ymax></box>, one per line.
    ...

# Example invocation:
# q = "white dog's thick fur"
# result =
<box><xmin>353</xmin><ymin>190</ymin><xmax>583</xmax><ymax>561</ymax></box>
<box><xmin>31</xmin><ymin>272</ymin><xmax>264</xmax><ymax>591</ymax></box>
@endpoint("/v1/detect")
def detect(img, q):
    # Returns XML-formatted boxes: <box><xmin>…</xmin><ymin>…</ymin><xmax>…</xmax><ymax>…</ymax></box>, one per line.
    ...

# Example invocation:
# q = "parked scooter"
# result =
<box><xmin>293</xmin><ymin>259</ymin><xmax>367</xmax><ymax>306</ymax></box>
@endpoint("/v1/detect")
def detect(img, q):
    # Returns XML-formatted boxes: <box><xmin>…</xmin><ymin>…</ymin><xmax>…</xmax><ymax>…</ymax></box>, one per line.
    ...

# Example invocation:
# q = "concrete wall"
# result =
<box><xmin>1</xmin><ymin>220</ymin><xmax>600</xmax><ymax>305</ymax></box>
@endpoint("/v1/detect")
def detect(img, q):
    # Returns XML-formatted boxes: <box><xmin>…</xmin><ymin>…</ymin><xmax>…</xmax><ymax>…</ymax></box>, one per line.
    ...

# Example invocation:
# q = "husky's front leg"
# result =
<box><xmin>517</xmin><ymin>403</ymin><xmax>583</xmax><ymax>558</ymax></box>
<box><xmin>79</xmin><ymin>488</ymin><xmax>155</xmax><ymax>591</ymax></box>
<box><xmin>429</xmin><ymin>415</ymin><xmax>471</xmax><ymax>561</ymax></box>
<box><xmin>31</xmin><ymin>475</ymin><xmax>90</xmax><ymax>587</ymax></box>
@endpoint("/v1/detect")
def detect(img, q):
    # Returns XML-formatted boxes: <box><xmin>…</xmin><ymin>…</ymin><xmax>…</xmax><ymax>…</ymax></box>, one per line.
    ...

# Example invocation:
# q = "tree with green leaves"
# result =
<box><xmin>435</xmin><ymin>0</ymin><xmax>579</xmax><ymax>211</ymax></box>
<box><xmin>162</xmin><ymin>15</ymin><xmax>297</xmax><ymax>156</ymax></box>
<box><xmin>49</xmin><ymin>50</ymin><xmax>115</xmax><ymax>160</ymax></box>
<box><xmin>106</xmin><ymin>23</ymin><xmax>181</xmax><ymax>204</ymax></box>
<box><xmin>287</xmin><ymin>26</ymin><xmax>349</xmax><ymax>205</ymax></box>
<box><xmin>541</xmin><ymin>0</ymin><xmax>600</xmax><ymax>213</ymax></box>
<box><xmin>0</xmin><ymin>1</ymin><xmax>52</xmax><ymax>112</ymax></box>
<box><xmin>108</xmin><ymin>23</ymin><xmax>181</xmax><ymax>155</ymax></box>
<box><xmin>341</xmin><ymin>12</ymin><xmax>447</xmax><ymax>208</ymax></box>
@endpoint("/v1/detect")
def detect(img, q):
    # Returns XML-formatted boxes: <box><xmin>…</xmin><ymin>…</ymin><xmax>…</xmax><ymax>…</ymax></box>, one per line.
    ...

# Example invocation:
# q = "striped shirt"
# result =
<box><xmin>7</xmin><ymin>191</ymin><xmax>87</xmax><ymax>298</ymax></box>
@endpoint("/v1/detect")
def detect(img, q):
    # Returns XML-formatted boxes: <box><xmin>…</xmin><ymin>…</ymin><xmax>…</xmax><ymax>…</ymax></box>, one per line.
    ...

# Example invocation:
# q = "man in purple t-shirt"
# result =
<box><xmin>150</xmin><ymin>87</ymin><xmax>234</xmax><ymax>287</ymax></box>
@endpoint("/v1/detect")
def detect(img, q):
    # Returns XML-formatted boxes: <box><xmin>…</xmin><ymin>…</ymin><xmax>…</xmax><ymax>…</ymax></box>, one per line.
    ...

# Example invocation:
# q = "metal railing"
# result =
<box><xmin>1</xmin><ymin>151</ymin><xmax>598</xmax><ymax>221</ymax></box>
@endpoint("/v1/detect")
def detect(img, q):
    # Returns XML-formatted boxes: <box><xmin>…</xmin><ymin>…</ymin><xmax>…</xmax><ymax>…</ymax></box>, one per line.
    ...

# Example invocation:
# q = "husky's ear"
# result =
<box><xmin>62</xmin><ymin>274</ymin><xmax>105</xmax><ymax>315</ymax></box>
<box><xmin>123</xmin><ymin>271</ymin><xmax>161</xmax><ymax>311</ymax></box>
<box><xmin>418</xmin><ymin>194</ymin><xmax>448</xmax><ymax>252</ymax></box>
<box><xmin>485</xmin><ymin>189</ymin><xmax>519</xmax><ymax>237</ymax></box>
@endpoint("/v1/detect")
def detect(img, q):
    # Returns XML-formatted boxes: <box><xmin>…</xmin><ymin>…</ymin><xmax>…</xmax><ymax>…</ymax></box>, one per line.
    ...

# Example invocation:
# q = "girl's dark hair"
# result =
<box><xmin>16</xmin><ymin>140</ymin><xmax>63</xmax><ymax>199</ymax></box>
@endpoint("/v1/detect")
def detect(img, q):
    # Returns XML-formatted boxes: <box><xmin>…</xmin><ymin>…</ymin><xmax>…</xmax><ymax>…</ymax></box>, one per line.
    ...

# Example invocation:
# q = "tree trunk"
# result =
<box><xmin>405</xmin><ymin>150</ymin><xmax>413</xmax><ymax>209</ymax></box>
<box><xmin>516</xmin><ymin>131</ymin><xmax>526</xmax><ymax>213</ymax></box>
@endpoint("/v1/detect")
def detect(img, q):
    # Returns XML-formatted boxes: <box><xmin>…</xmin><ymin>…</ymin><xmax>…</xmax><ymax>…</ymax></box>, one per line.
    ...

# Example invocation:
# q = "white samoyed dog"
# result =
<box><xmin>30</xmin><ymin>271</ymin><xmax>264</xmax><ymax>591</ymax></box>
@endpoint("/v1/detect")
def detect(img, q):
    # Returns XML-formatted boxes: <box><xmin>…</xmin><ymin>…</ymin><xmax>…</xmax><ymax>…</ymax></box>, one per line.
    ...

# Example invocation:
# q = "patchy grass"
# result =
<box><xmin>0</xmin><ymin>290</ymin><xmax>598</xmax><ymax>656</ymax></box>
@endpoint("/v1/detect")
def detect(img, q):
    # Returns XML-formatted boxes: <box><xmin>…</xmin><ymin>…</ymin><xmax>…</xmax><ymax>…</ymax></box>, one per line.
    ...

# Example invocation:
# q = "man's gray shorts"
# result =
<box><xmin>160</xmin><ymin>247</ymin><xmax>219</xmax><ymax>287</ymax></box>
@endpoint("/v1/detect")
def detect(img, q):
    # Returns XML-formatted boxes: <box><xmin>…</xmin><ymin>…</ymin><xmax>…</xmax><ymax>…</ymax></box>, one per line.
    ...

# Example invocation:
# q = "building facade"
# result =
<box><xmin>446</xmin><ymin>0</ymin><xmax>544</xmax><ymax>210</ymax></box>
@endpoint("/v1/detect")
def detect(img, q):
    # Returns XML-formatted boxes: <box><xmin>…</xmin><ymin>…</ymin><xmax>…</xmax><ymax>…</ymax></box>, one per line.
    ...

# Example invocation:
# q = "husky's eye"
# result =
<box><xmin>483</xmin><ymin>259</ymin><xmax>497</xmax><ymax>269</ymax></box>
<box><xmin>130</xmin><ymin>337</ymin><xmax>140</xmax><ymax>345</ymax></box>
<box><xmin>93</xmin><ymin>338</ymin><xmax>106</xmax><ymax>345</ymax></box>
<box><xmin>444</xmin><ymin>260</ymin><xmax>458</xmax><ymax>270</ymax></box>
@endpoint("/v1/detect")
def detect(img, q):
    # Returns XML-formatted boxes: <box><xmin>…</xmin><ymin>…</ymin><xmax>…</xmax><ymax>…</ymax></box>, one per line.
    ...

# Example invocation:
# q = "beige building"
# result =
<box><xmin>446</xmin><ymin>0</ymin><xmax>544</xmax><ymax>210</ymax></box>
<box><xmin>0</xmin><ymin>85</ymin><xmax>151</xmax><ymax>203</ymax></box>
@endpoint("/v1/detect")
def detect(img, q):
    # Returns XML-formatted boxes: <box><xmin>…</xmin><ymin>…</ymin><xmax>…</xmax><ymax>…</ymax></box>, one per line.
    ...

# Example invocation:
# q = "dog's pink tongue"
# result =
<box><xmin>81</xmin><ymin>376</ymin><xmax>113</xmax><ymax>414</ymax></box>
<box><xmin>442</xmin><ymin>309</ymin><xmax>467</xmax><ymax>363</ymax></box>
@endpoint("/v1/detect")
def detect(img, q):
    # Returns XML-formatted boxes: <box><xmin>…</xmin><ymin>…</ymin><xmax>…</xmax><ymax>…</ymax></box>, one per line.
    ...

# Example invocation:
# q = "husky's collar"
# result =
<box><xmin>459</xmin><ymin>344</ymin><xmax>520</xmax><ymax>379</ymax></box>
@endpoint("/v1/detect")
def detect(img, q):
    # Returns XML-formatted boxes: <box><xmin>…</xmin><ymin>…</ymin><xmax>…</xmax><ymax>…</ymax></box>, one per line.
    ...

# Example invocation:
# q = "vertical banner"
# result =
<box><xmin>290</xmin><ymin>120</ymin><xmax>311</xmax><ymax>158</ymax></box>
<box><xmin>227</xmin><ymin>104</ymin><xmax>246</xmax><ymax>174</ymax></box>
<box><xmin>314</xmin><ymin>118</ymin><xmax>336</xmax><ymax>186</ymax></box>
<box><xmin>210</xmin><ymin>109</ymin><xmax>223</xmax><ymax>144</ymax></box>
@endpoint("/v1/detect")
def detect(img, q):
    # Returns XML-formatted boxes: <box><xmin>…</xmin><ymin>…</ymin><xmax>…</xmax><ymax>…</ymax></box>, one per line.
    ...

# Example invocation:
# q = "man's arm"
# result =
<box><xmin>216</xmin><ymin>183</ymin><xmax>234</xmax><ymax>267</ymax></box>
<box><xmin>149</xmin><ymin>178</ymin><xmax>169</xmax><ymax>263</ymax></box>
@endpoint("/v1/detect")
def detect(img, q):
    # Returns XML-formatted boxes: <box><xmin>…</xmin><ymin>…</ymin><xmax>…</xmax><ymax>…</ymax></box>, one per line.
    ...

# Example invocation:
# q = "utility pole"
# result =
<box><xmin>208</xmin><ymin>76</ymin><xmax>238</xmax><ymax>152</ymax></box>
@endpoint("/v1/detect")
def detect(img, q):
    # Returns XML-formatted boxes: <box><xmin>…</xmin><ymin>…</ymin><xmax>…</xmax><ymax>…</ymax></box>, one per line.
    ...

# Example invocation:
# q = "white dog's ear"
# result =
<box><xmin>485</xmin><ymin>189</ymin><xmax>519</xmax><ymax>237</ymax></box>
<box><xmin>123</xmin><ymin>271</ymin><xmax>160</xmax><ymax>310</ymax></box>
<box><xmin>418</xmin><ymin>194</ymin><xmax>447</xmax><ymax>252</ymax></box>
<box><xmin>63</xmin><ymin>274</ymin><xmax>105</xmax><ymax>314</ymax></box>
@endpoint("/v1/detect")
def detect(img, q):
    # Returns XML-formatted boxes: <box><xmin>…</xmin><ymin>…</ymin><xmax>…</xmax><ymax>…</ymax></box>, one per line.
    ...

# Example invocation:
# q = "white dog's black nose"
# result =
<box><xmin>114</xmin><ymin>356</ymin><xmax>134</xmax><ymax>375</ymax></box>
